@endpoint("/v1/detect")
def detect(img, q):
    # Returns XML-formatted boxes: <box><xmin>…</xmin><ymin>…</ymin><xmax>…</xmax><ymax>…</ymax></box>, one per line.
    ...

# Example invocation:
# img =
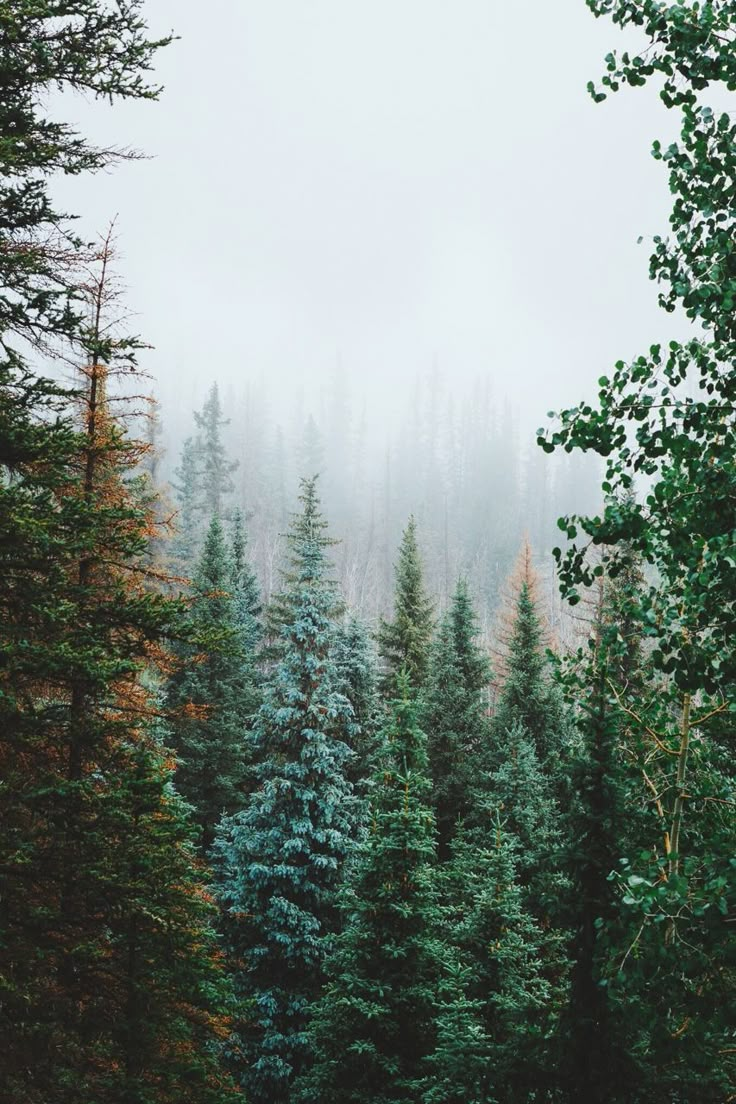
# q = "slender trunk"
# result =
<box><xmin>668</xmin><ymin>692</ymin><xmax>691</xmax><ymax>880</ymax></box>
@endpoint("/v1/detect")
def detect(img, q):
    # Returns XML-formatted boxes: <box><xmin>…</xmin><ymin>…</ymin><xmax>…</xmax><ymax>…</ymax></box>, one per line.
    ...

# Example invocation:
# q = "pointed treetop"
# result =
<box><xmin>378</xmin><ymin>515</ymin><xmax>434</xmax><ymax>697</ymax></box>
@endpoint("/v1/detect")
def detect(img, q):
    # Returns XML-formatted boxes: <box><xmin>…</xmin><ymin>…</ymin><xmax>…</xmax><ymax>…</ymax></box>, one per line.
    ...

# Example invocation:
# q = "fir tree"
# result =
<box><xmin>194</xmin><ymin>382</ymin><xmax>238</xmax><ymax>520</ymax></box>
<box><xmin>171</xmin><ymin>435</ymin><xmax>204</xmax><ymax>572</ymax></box>
<box><xmin>559</xmin><ymin>663</ymin><xmax>637</xmax><ymax>1104</ymax></box>
<box><xmin>214</xmin><ymin>477</ymin><xmax>356</xmax><ymax>1104</ymax></box>
<box><xmin>0</xmin><ymin>236</ymin><xmax>236</xmax><ymax>1101</ymax></box>
<box><xmin>97</xmin><ymin>746</ymin><xmax>238</xmax><ymax>1104</ymax></box>
<box><xmin>229</xmin><ymin>507</ymin><xmax>263</xmax><ymax>659</ymax></box>
<box><xmin>420</xmin><ymin>578</ymin><xmax>490</xmax><ymax>859</ymax></box>
<box><xmin>492</xmin><ymin>575</ymin><xmax>568</xmax><ymax>773</ymax></box>
<box><xmin>166</xmin><ymin>515</ymin><xmax>259</xmax><ymax>854</ymax></box>
<box><xmin>378</xmin><ymin>516</ymin><xmax>434</xmax><ymax>698</ymax></box>
<box><xmin>483</xmin><ymin>721</ymin><xmax>568</xmax><ymax>918</ymax></box>
<box><xmin>333</xmin><ymin>614</ymin><xmax>382</xmax><ymax>789</ymax></box>
<box><xmin>296</xmin><ymin>681</ymin><xmax>440</xmax><ymax>1104</ymax></box>
<box><xmin>428</xmin><ymin>821</ymin><xmax>567</xmax><ymax>1104</ymax></box>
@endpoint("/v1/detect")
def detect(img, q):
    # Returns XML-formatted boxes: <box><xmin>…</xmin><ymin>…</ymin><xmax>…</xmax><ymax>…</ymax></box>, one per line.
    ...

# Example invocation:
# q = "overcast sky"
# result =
<box><xmin>57</xmin><ymin>0</ymin><xmax>686</xmax><ymax>437</ymax></box>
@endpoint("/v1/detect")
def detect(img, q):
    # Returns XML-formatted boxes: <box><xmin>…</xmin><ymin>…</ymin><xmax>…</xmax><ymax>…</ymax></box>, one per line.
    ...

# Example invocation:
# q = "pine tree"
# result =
<box><xmin>229</xmin><ymin>507</ymin><xmax>262</xmax><ymax>659</ymax></box>
<box><xmin>166</xmin><ymin>515</ymin><xmax>259</xmax><ymax>854</ymax></box>
<box><xmin>559</xmin><ymin>665</ymin><xmax>636</xmax><ymax>1104</ymax></box>
<box><xmin>95</xmin><ymin>746</ymin><xmax>237</xmax><ymax>1104</ymax></box>
<box><xmin>483</xmin><ymin>721</ymin><xmax>568</xmax><ymax>918</ymax></box>
<box><xmin>214</xmin><ymin>478</ymin><xmax>356</xmax><ymax>1104</ymax></box>
<box><xmin>194</xmin><ymin>382</ymin><xmax>238</xmax><ymax>520</ymax></box>
<box><xmin>0</xmin><ymin>236</ymin><xmax>237</xmax><ymax>1101</ymax></box>
<box><xmin>171</xmin><ymin>435</ymin><xmax>204</xmax><ymax>572</ymax></box>
<box><xmin>296</xmin><ymin>681</ymin><xmax>440</xmax><ymax>1104</ymax></box>
<box><xmin>333</xmin><ymin>614</ymin><xmax>382</xmax><ymax>789</ymax></box>
<box><xmin>420</xmin><ymin>578</ymin><xmax>490</xmax><ymax>859</ymax></box>
<box><xmin>445</xmin><ymin>828</ymin><xmax>565</xmax><ymax>1104</ymax></box>
<box><xmin>378</xmin><ymin>516</ymin><xmax>434</xmax><ymax>698</ymax></box>
<box><xmin>491</xmin><ymin>573</ymin><xmax>568</xmax><ymax>773</ymax></box>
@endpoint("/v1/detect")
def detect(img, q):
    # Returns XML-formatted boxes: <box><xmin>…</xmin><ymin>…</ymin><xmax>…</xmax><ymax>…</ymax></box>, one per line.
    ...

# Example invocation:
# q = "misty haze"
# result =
<box><xmin>2</xmin><ymin>3</ymin><xmax>734</xmax><ymax>1103</ymax></box>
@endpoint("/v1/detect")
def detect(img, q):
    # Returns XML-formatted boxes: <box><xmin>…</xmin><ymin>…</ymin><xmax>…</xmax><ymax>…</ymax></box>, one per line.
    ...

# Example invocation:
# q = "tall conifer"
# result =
<box><xmin>420</xmin><ymin>579</ymin><xmax>490</xmax><ymax>858</ymax></box>
<box><xmin>378</xmin><ymin>516</ymin><xmax>434</xmax><ymax>698</ymax></box>
<box><xmin>166</xmin><ymin>515</ymin><xmax>259</xmax><ymax>854</ymax></box>
<box><xmin>297</xmin><ymin>681</ymin><xmax>440</xmax><ymax>1104</ymax></box>
<box><xmin>194</xmin><ymin>382</ymin><xmax>238</xmax><ymax>520</ymax></box>
<box><xmin>214</xmin><ymin>478</ymin><xmax>356</xmax><ymax>1104</ymax></box>
<box><xmin>0</xmin><ymin>237</ymin><xmax>237</xmax><ymax>1101</ymax></box>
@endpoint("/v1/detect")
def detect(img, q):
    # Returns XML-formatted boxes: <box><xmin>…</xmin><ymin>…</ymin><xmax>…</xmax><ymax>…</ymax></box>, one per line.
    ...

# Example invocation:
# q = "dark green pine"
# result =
<box><xmin>166</xmin><ymin>515</ymin><xmax>260</xmax><ymax>854</ymax></box>
<box><xmin>171</xmin><ymin>434</ymin><xmax>204</xmax><ymax>572</ymax></box>
<box><xmin>492</xmin><ymin>580</ymin><xmax>568</xmax><ymax>771</ymax></box>
<box><xmin>101</xmin><ymin>746</ymin><xmax>238</xmax><ymax>1104</ymax></box>
<box><xmin>214</xmin><ymin>477</ymin><xmax>356</xmax><ymax>1104</ymax></box>
<box><xmin>297</xmin><ymin>679</ymin><xmax>440</xmax><ymax>1104</ymax></box>
<box><xmin>482</xmin><ymin>720</ymin><xmax>569</xmax><ymax>918</ymax></box>
<box><xmin>421</xmin><ymin>578</ymin><xmax>490</xmax><ymax>859</ymax></box>
<box><xmin>560</xmin><ymin>667</ymin><xmax>635</xmax><ymax>1104</ymax></box>
<box><xmin>378</xmin><ymin>516</ymin><xmax>434</xmax><ymax>698</ymax></box>
<box><xmin>430</xmin><ymin>825</ymin><xmax>567</xmax><ymax>1104</ymax></box>
<box><xmin>333</xmin><ymin>614</ymin><xmax>382</xmax><ymax>790</ymax></box>
<box><xmin>194</xmin><ymin>382</ymin><xmax>238</xmax><ymax>520</ymax></box>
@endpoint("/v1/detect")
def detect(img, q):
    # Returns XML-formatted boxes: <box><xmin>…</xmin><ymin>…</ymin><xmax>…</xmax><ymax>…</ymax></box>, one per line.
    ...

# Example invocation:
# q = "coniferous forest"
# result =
<box><xmin>1</xmin><ymin>3</ymin><xmax>735</xmax><ymax>1103</ymax></box>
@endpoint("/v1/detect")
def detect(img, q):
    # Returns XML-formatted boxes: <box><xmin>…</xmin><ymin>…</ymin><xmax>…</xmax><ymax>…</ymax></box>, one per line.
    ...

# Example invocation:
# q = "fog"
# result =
<box><xmin>56</xmin><ymin>0</ymin><xmax>684</xmax><ymax>430</ymax></box>
<box><xmin>51</xmin><ymin>0</ymin><xmax>690</xmax><ymax>627</ymax></box>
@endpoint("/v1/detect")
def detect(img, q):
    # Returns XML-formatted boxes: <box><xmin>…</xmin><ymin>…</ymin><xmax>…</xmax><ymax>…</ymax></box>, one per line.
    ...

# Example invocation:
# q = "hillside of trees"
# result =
<box><xmin>1</xmin><ymin>3</ymin><xmax>734</xmax><ymax>1104</ymax></box>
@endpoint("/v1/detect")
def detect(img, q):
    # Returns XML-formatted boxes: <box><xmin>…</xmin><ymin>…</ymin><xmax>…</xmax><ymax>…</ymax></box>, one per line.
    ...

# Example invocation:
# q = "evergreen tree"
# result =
<box><xmin>0</xmin><ymin>236</ymin><xmax>236</xmax><ymax>1101</ymax></box>
<box><xmin>482</xmin><ymin>721</ymin><xmax>568</xmax><ymax>918</ymax></box>
<box><xmin>96</xmin><ymin>746</ymin><xmax>238</xmax><ymax>1104</ymax></box>
<box><xmin>229</xmin><ymin>507</ymin><xmax>262</xmax><ymax>658</ymax></box>
<box><xmin>214</xmin><ymin>478</ymin><xmax>356</xmax><ymax>1104</ymax></box>
<box><xmin>378</xmin><ymin>516</ymin><xmax>434</xmax><ymax>698</ymax></box>
<box><xmin>297</xmin><ymin>682</ymin><xmax>440</xmax><ymax>1104</ymax></box>
<box><xmin>560</xmin><ymin>666</ymin><xmax>634</xmax><ymax>1104</ymax></box>
<box><xmin>333</xmin><ymin>614</ymin><xmax>382</xmax><ymax>789</ymax></box>
<box><xmin>166</xmin><ymin>515</ymin><xmax>258</xmax><ymax>854</ymax></box>
<box><xmin>428</xmin><ymin>822</ymin><xmax>567</xmax><ymax>1104</ymax></box>
<box><xmin>492</xmin><ymin>576</ymin><xmax>568</xmax><ymax>772</ymax></box>
<box><xmin>171</xmin><ymin>434</ymin><xmax>204</xmax><ymax>572</ymax></box>
<box><xmin>194</xmin><ymin>382</ymin><xmax>238</xmax><ymax>520</ymax></box>
<box><xmin>420</xmin><ymin>578</ymin><xmax>490</xmax><ymax>859</ymax></box>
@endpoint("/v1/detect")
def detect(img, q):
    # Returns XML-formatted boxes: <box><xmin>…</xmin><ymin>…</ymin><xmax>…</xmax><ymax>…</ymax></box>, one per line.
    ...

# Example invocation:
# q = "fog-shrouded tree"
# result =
<box><xmin>194</xmin><ymin>382</ymin><xmax>239</xmax><ymax>520</ymax></box>
<box><xmin>171</xmin><ymin>434</ymin><xmax>203</xmax><ymax>573</ymax></box>
<box><xmin>165</xmin><ymin>515</ymin><xmax>260</xmax><ymax>854</ymax></box>
<box><xmin>0</xmin><ymin>231</ymin><xmax>236</xmax><ymax>1101</ymax></box>
<box><xmin>296</xmin><ymin>680</ymin><xmax>440</xmax><ymax>1104</ymax></box>
<box><xmin>378</xmin><ymin>516</ymin><xmax>434</xmax><ymax>698</ymax></box>
<box><xmin>420</xmin><ymin>578</ymin><xmax>491</xmax><ymax>859</ymax></box>
<box><xmin>214</xmin><ymin>477</ymin><xmax>357</xmax><ymax>1104</ymax></box>
<box><xmin>333</xmin><ymin>613</ymin><xmax>382</xmax><ymax>791</ymax></box>
<box><xmin>491</xmin><ymin>558</ymin><xmax>569</xmax><ymax>776</ymax></box>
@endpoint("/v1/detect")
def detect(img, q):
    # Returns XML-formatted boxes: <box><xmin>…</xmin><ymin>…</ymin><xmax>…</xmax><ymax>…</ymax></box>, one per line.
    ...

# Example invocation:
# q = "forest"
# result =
<box><xmin>0</xmin><ymin>2</ymin><xmax>734</xmax><ymax>1103</ymax></box>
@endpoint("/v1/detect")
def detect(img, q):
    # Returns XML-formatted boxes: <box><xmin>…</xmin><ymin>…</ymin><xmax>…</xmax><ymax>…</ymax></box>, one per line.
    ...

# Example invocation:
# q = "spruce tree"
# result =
<box><xmin>166</xmin><ymin>515</ymin><xmax>259</xmax><ymax>854</ymax></box>
<box><xmin>297</xmin><ymin>681</ymin><xmax>440</xmax><ymax>1104</ymax></box>
<box><xmin>438</xmin><ymin>828</ymin><xmax>566</xmax><ymax>1104</ymax></box>
<box><xmin>560</xmin><ymin>667</ymin><xmax>634</xmax><ymax>1104</ymax></box>
<box><xmin>171</xmin><ymin>435</ymin><xmax>204</xmax><ymax>572</ymax></box>
<box><xmin>0</xmin><ymin>242</ymin><xmax>237</xmax><ymax>1101</ymax></box>
<box><xmin>333</xmin><ymin>614</ymin><xmax>382</xmax><ymax>789</ymax></box>
<box><xmin>194</xmin><ymin>382</ymin><xmax>238</xmax><ymax>520</ymax></box>
<box><xmin>483</xmin><ymin>721</ymin><xmax>568</xmax><ymax>918</ymax></box>
<box><xmin>420</xmin><ymin>578</ymin><xmax>490</xmax><ymax>859</ymax></box>
<box><xmin>492</xmin><ymin>576</ymin><xmax>568</xmax><ymax>772</ymax></box>
<box><xmin>378</xmin><ymin>516</ymin><xmax>434</xmax><ymax>698</ymax></box>
<box><xmin>229</xmin><ymin>507</ymin><xmax>263</xmax><ymax>660</ymax></box>
<box><xmin>214</xmin><ymin>477</ymin><xmax>356</xmax><ymax>1104</ymax></box>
